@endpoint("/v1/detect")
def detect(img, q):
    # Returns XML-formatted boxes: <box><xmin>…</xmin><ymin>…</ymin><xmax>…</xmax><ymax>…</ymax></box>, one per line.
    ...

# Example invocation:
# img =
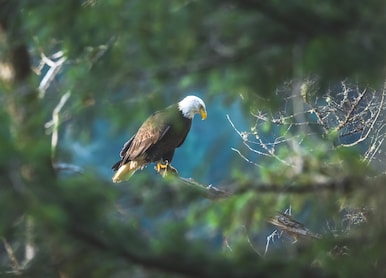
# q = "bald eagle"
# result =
<box><xmin>112</xmin><ymin>95</ymin><xmax>207</xmax><ymax>182</ymax></box>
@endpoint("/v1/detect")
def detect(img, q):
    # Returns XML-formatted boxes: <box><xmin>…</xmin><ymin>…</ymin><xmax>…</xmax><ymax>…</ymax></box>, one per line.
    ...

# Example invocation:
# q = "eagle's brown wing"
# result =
<box><xmin>119</xmin><ymin>110</ymin><xmax>171</xmax><ymax>164</ymax></box>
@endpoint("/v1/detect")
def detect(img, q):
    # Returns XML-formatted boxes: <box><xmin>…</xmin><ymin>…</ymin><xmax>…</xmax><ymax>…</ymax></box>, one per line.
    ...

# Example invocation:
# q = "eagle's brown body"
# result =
<box><xmin>112</xmin><ymin>96</ymin><xmax>206</xmax><ymax>182</ymax></box>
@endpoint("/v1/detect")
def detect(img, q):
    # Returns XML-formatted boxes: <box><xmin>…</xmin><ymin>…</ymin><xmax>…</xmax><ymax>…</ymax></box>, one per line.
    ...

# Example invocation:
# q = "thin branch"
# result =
<box><xmin>312</xmin><ymin>107</ymin><xmax>330</xmax><ymax>133</ymax></box>
<box><xmin>46</xmin><ymin>91</ymin><xmax>71</xmax><ymax>162</ymax></box>
<box><xmin>264</xmin><ymin>230</ymin><xmax>281</xmax><ymax>255</ymax></box>
<box><xmin>226</xmin><ymin>114</ymin><xmax>244</xmax><ymax>138</ymax></box>
<box><xmin>226</xmin><ymin>114</ymin><xmax>293</xmax><ymax>167</ymax></box>
<box><xmin>2</xmin><ymin>238</ymin><xmax>21</xmax><ymax>273</ymax></box>
<box><xmin>339</xmin><ymin>88</ymin><xmax>384</xmax><ymax>147</ymax></box>
<box><xmin>231</xmin><ymin>147</ymin><xmax>263</xmax><ymax>168</ymax></box>
<box><xmin>53</xmin><ymin>162</ymin><xmax>84</xmax><ymax>174</ymax></box>
<box><xmin>38</xmin><ymin>51</ymin><xmax>67</xmax><ymax>98</ymax></box>
<box><xmin>178</xmin><ymin>177</ymin><xmax>230</xmax><ymax>199</ymax></box>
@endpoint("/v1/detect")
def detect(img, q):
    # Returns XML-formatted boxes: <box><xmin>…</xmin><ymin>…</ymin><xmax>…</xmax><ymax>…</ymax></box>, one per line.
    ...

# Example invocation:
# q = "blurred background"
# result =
<box><xmin>1</xmin><ymin>1</ymin><xmax>386</xmax><ymax>277</ymax></box>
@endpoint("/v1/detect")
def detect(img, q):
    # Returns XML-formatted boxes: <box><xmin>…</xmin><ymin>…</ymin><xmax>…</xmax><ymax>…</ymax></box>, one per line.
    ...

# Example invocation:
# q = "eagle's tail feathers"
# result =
<box><xmin>112</xmin><ymin>161</ymin><xmax>142</xmax><ymax>183</ymax></box>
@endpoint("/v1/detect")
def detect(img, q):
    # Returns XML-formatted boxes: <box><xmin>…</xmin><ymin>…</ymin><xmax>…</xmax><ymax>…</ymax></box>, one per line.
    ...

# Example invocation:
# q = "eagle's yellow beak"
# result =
<box><xmin>200</xmin><ymin>108</ymin><xmax>207</xmax><ymax>120</ymax></box>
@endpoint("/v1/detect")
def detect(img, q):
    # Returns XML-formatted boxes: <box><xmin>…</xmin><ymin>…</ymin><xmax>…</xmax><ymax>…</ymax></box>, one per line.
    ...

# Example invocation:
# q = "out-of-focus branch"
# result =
<box><xmin>0</xmin><ymin>1</ymin><xmax>55</xmax><ymax>272</ymax></box>
<box><xmin>36</xmin><ymin>51</ymin><xmax>67</xmax><ymax>98</ymax></box>
<box><xmin>2</xmin><ymin>238</ymin><xmax>21</xmax><ymax>273</ymax></box>
<box><xmin>45</xmin><ymin>91</ymin><xmax>71</xmax><ymax>162</ymax></box>
<box><xmin>169</xmin><ymin>175</ymin><xmax>365</xmax><ymax>200</ymax></box>
<box><xmin>70</xmin><ymin>224</ymin><xmax>325</xmax><ymax>278</ymax></box>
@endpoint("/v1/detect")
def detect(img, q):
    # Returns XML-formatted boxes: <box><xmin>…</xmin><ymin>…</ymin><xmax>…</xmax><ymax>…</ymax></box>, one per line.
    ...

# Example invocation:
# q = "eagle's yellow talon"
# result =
<box><xmin>155</xmin><ymin>161</ymin><xmax>178</xmax><ymax>177</ymax></box>
<box><xmin>156</xmin><ymin>161</ymin><xmax>169</xmax><ymax>172</ymax></box>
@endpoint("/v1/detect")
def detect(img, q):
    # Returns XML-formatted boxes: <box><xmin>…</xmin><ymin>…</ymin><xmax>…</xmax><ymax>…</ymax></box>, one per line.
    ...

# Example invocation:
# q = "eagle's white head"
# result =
<box><xmin>178</xmin><ymin>95</ymin><xmax>207</xmax><ymax>120</ymax></box>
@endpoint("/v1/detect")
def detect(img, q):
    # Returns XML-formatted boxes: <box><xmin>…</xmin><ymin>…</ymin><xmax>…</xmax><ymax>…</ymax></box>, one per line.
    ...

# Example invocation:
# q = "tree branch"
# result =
<box><xmin>169</xmin><ymin>175</ymin><xmax>363</xmax><ymax>201</ymax></box>
<box><xmin>70</xmin><ymin>224</ymin><xmax>326</xmax><ymax>278</ymax></box>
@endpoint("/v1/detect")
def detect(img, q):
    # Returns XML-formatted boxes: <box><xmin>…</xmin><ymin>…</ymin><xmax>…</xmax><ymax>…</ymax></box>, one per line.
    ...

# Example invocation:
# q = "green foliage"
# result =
<box><xmin>2</xmin><ymin>0</ymin><xmax>386</xmax><ymax>277</ymax></box>
<box><xmin>20</xmin><ymin>0</ymin><xmax>386</xmax><ymax>108</ymax></box>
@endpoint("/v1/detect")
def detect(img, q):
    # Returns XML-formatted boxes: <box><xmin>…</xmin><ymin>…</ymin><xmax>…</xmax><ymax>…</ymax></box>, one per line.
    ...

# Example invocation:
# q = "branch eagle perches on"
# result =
<box><xmin>164</xmin><ymin>173</ymin><xmax>363</xmax><ymax>200</ymax></box>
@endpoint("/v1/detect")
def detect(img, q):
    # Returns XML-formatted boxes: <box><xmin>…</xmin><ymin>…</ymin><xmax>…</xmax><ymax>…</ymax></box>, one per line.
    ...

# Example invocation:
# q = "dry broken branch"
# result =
<box><xmin>266</xmin><ymin>212</ymin><xmax>321</xmax><ymax>242</ymax></box>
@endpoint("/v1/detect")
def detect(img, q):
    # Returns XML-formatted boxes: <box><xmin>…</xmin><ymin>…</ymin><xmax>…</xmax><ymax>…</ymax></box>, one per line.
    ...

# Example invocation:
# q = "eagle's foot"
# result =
<box><xmin>155</xmin><ymin>161</ymin><xmax>178</xmax><ymax>177</ymax></box>
<box><xmin>156</xmin><ymin>161</ymin><xmax>168</xmax><ymax>172</ymax></box>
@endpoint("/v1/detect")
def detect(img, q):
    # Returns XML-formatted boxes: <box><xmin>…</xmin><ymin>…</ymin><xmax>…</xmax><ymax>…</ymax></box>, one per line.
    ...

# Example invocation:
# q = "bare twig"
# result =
<box><xmin>265</xmin><ymin>230</ymin><xmax>281</xmax><ymax>255</ymax></box>
<box><xmin>178</xmin><ymin>176</ymin><xmax>230</xmax><ymax>199</ymax></box>
<box><xmin>336</xmin><ymin>88</ymin><xmax>367</xmax><ymax>131</ymax></box>
<box><xmin>2</xmin><ymin>238</ymin><xmax>21</xmax><ymax>273</ymax></box>
<box><xmin>37</xmin><ymin>51</ymin><xmax>67</xmax><ymax>98</ymax></box>
<box><xmin>226</xmin><ymin>114</ymin><xmax>293</xmax><ymax>167</ymax></box>
<box><xmin>231</xmin><ymin>147</ymin><xmax>263</xmax><ymax>168</ymax></box>
<box><xmin>46</xmin><ymin>91</ymin><xmax>71</xmax><ymax>162</ymax></box>
<box><xmin>339</xmin><ymin>86</ymin><xmax>385</xmax><ymax>147</ymax></box>
<box><xmin>230</xmin><ymin>81</ymin><xmax>386</xmax><ymax>171</ymax></box>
